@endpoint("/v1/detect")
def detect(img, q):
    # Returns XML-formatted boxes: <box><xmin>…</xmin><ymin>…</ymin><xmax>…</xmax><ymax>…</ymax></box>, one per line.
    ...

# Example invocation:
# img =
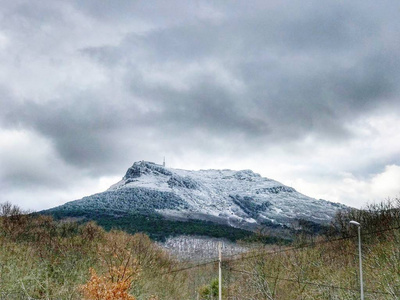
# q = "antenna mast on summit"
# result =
<box><xmin>163</xmin><ymin>157</ymin><xmax>166</xmax><ymax>167</ymax></box>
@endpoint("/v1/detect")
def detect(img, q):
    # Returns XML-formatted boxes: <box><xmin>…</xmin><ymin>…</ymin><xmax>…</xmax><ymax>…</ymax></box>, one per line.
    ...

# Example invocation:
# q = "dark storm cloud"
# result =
<box><xmin>71</xmin><ymin>0</ymin><xmax>197</xmax><ymax>24</ymax></box>
<box><xmin>1</xmin><ymin>94</ymin><xmax>136</xmax><ymax>172</ymax></box>
<box><xmin>78</xmin><ymin>1</ymin><xmax>400</xmax><ymax>145</ymax></box>
<box><xmin>6</xmin><ymin>0</ymin><xmax>400</xmax><ymax>159</ymax></box>
<box><xmin>1</xmin><ymin>0</ymin><xmax>400</xmax><ymax>208</ymax></box>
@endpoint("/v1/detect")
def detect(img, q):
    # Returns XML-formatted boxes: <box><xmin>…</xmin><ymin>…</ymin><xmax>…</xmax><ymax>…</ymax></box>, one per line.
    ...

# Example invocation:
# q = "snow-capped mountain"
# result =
<box><xmin>47</xmin><ymin>161</ymin><xmax>345</xmax><ymax>233</ymax></box>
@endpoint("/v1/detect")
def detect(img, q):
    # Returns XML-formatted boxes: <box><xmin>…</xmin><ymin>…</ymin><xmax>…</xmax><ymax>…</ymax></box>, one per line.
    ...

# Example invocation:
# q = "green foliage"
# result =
<box><xmin>241</xmin><ymin>233</ymin><xmax>290</xmax><ymax>245</ymax></box>
<box><xmin>46</xmin><ymin>209</ymin><xmax>256</xmax><ymax>242</ymax></box>
<box><xmin>199</xmin><ymin>278</ymin><xmax>219</xmax><ymax>299</ymax></box>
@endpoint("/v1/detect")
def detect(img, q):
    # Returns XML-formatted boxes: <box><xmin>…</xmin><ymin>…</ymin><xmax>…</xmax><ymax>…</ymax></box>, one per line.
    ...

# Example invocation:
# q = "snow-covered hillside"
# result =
<box><xmin>161</xmin><ymin>235</ymin><xmax>250</xmax><ymax>261</ymax></box>
<box><xmin>49</xmin><ymin>161</ymin><xmax>345</xmax><ymax>231</ymax></box>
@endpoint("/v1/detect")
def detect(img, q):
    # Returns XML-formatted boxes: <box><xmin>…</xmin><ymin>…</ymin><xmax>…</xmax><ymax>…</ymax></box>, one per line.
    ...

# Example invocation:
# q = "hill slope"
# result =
<box><xmin>44</xmin><ymin>161</ymin><xmax>345</xmax><ymax>239</ymax></box>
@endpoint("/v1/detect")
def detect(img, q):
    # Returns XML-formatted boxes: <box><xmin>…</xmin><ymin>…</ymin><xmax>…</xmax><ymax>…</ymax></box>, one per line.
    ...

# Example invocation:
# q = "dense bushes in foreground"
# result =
<box><xmin>0</xmin><ymin>199</ymin><xmax>399</xmax><ymax>299</ymax></box>
<box><xmin>218</xmin><ymin>198</ymin><xmax>400</xmax><ymax>299</ymax></box>
<box><xmin>0</xmin><ymin>203</ymin><xmax>186</xmax><ymax>299</ymax></box>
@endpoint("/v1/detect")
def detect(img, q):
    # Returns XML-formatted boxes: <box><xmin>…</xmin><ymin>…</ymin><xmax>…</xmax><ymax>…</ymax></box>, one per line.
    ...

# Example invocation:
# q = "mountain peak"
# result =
<box><xmin>46</xmin><ymin>162</ymin><xmax>347</xmax><ymax>237</ymax></box>
<box><xmin>123</xmin><ymin>161</ymin><xmax>172</xmax><ymax>179</ymax></box>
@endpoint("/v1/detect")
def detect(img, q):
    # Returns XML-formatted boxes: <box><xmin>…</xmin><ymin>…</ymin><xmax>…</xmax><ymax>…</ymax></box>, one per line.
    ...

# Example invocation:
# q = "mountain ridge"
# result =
<box><xmin>44</xmin><ymin>161</ymin><xmax>346</xmax><ymax>239</ymax></box>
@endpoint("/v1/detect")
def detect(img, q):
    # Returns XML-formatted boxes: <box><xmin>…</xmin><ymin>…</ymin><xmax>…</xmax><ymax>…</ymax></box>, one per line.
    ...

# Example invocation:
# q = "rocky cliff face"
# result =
<box><xmin>47</xmin><ymin>161</ymin><xmax>346</xmax><ymax>232</ymax></box>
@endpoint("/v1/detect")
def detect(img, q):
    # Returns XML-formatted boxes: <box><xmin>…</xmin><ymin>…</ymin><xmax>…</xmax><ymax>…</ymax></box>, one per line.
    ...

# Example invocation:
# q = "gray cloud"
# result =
<box><xmin>80</xmin><ymin>1</ymin><xmax>399</xmax><ymax>138</ymax></box>
<box><xmin>1</xmin><ymin>0</ymin><xmax>400</xmax><ymax>209</ymax></box>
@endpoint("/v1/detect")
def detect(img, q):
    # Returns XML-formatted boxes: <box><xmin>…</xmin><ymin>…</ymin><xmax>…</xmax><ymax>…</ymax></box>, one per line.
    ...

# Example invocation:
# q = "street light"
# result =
<box><xmin>350</xmin><ymin>220</ymin><xmax>364</xmax><ymax>300</ymax></box>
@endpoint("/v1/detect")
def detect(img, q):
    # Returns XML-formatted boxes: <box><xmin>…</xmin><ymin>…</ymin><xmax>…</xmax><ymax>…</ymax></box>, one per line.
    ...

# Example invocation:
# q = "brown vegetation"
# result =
<box><xmin>81</xmin><ymin>267</ymin><xmax>137</xmax><ymax>300</ymax></box>
<box><xmin>0</xmin><ymin>202</ymin><xmax>183</xmax><ymax>299</ymax></box>
<box><xmin>0</xmin><ymin>199</ymin><xmax>399</xmax><ymax>299</ymax></box>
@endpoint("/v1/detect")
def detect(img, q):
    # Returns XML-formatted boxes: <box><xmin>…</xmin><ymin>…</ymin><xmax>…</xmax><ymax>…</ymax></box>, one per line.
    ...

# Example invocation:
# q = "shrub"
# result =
<box><xmin>80</xmin><ymin>267</ymin><xmax>138</xmax><ymax>300</ymax></box>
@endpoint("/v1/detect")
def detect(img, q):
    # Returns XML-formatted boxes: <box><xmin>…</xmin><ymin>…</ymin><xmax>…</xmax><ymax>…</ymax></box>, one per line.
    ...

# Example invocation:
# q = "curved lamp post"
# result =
<box><xmin>350</xmin><ymin>220</ymin><xmax>364</xmax><ymax>300</ymax></box>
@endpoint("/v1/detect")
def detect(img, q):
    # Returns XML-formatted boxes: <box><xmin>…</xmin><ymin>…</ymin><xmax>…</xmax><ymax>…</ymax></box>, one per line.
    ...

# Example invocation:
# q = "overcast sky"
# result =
<box><xmin>1</xmin><ymin>0</ymin><xmax>399</xmax><ymax>211</ymax></box>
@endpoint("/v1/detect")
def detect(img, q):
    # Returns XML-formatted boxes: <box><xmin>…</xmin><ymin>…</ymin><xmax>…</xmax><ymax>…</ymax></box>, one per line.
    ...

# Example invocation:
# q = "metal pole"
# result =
<box><xmin>357</xmin><ymin>226</ymin><xmax>364</xmax><ymax>300</ymax></box>
<box><xmin>350</xmin><ymin>221</ymin><xmax>364</xmax><ymax>300</ymax></box>
<box><xmin>219</xmin><ymin>242</ymin><xmax>222</xmax><ymax>300</ymax></box>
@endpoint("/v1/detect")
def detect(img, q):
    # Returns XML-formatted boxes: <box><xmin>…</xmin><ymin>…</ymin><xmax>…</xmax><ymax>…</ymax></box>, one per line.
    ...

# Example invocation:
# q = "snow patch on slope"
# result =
<box><xmin>104</xmin><ymin>161</ymin><xmax>346</xmax><ymax>227</ymax></box>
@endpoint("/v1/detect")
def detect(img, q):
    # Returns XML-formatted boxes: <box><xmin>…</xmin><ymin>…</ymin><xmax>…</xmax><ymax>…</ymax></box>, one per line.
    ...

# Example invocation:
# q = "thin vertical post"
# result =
<box><xmin>219</xmin><ymin>241</ymin><xmax>222</xmax><ymax>300</ymax></box>
<box><xmin>357</xmin><ymin>226</ymin><xmax>364</xmax><ymax>300</ymax></box>
<box><xmin>350</xmin><ymin>220</ymin><xmax>364</xmax><ymax>300</ymax></box>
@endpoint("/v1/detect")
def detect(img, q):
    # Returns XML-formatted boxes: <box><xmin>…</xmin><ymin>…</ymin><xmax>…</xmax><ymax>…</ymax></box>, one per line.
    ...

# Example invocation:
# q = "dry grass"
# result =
<box><xmin>0</xmin><ymin>200</ymin><xmax>399</xmax><ymax>299</ymax></box>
